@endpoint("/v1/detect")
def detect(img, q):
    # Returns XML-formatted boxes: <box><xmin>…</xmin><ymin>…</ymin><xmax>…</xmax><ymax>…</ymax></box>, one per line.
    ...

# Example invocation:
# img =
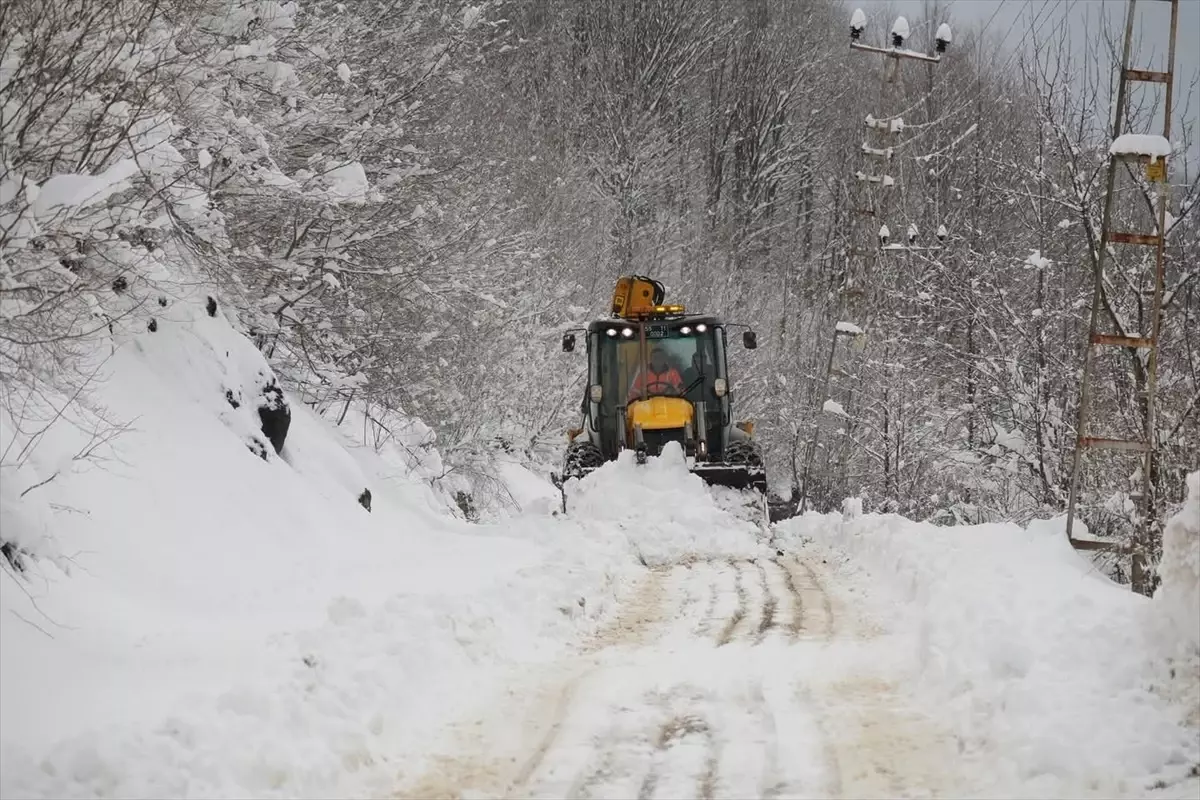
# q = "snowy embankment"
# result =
<box><xmin>0</xmin><ymin>281</ymin><xmax>772</xmax><ymax>798</ymax></box>
<box><xmin>1156</xmin><ymin>472</ymin><xmax>1200</xmax><ymax>731</ymax></box>
<box><xmin>775</xmin><ymin>489</ymin><xmax>1200</xmax><ymax>798</ymax></box>
<box><xmin>0</xmin><ymin>289</ymin><xmax>652</xmax><ymax>799</ymax></box>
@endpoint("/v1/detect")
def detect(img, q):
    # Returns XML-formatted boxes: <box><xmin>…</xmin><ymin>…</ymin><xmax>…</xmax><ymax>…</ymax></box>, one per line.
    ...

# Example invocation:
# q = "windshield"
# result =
<box><xmin>595</xmin><ymin>325</ymin><xmax>718</xmax><ymax>406</ymax></box>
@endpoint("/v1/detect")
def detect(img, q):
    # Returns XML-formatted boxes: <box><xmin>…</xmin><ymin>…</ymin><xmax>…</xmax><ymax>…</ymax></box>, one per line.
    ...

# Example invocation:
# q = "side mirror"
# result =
<box><xmin>562</xmin><ymin>332</ymin><xmax>576</xmax><ymax>352</ymax></box>
<box><xmin>743</xmin><ymin>330</ymin><xmax>758</xmax><ymax>350</ymax></box>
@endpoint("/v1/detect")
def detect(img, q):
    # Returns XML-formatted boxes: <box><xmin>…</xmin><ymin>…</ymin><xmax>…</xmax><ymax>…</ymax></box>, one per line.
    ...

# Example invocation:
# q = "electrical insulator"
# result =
<box><xmin>850</xmin><ymin>8</ymin><xmax>866</xmax><ymax>41</ymax></box>
<box><xmin>936</xmin><ymin>23</ymin><xmax>953</xmax><ymax>54</ymax></box>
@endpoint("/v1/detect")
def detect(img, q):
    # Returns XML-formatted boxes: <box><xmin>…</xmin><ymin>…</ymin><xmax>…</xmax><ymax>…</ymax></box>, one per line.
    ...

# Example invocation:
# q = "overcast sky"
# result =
<box><xmin>848</xmin><ymin>0</ymin><xmax>1199</xmax><ymax>166</ymax></box>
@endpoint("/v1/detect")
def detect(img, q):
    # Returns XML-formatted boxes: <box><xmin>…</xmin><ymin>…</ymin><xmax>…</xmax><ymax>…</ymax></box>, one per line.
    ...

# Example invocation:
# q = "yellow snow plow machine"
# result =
<box><xmin>556</xmin><ymin>276</ymin><xmax>768</xmax><ymax>501</ymax></box>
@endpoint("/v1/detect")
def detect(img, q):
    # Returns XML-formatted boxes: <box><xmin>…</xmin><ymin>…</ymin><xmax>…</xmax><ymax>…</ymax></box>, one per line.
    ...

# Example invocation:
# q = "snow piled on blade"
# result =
<box><xmin>563</xmin><ymin>442</ymin><xmax>764</xmax><ymax>566</ymax></box>
<box><xmin>775</xmin><ymin>509</ymin><xmax>1200</xmax><ymax>797</ymax></box>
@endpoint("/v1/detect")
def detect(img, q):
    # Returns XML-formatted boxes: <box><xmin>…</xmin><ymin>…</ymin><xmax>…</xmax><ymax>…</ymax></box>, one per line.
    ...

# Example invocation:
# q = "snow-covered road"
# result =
<box><xmin>396</xmin><ymin>554</ymin><xmax>967</xmax><ymax>800</ymax></box>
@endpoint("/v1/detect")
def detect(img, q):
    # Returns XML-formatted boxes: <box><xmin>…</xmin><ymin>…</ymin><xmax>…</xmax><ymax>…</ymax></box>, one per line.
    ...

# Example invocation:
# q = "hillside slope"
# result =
<box><xmin>0</xmin><ymin>293</ymin><xmax>640</xmax><ymax>797</ymax></box>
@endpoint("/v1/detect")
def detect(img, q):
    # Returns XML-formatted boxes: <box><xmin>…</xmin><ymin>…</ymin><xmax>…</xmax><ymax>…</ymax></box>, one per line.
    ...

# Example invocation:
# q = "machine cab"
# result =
<box><xmin>582</xmin><ymin>313</ymin><xmax>734</xmax><ymax>461</ymax></box>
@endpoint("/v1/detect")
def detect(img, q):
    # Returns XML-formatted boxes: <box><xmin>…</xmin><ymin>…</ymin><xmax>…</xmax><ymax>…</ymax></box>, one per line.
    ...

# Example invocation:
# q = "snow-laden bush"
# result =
<box><xmin>0</xmin><ymin>0</ymin><xmax>493</xmax><ymax>525</ymax></box>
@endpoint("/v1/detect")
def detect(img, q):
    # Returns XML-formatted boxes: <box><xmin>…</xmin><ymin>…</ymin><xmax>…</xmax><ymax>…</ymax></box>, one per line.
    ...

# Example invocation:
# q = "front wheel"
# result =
<box><xmin>724</xmin><ymin>440</ymin><xmax>764</xmax><ymax>468</ymax></box>
<box><xmin>563</xmin><ymin>440</ymin><xmax>604</xmax><ymax>481</ymax></box>
<box><xmin>724</xmin><ymin>440</ymin><xmax>767</xmax><ymax>495</ymax></box>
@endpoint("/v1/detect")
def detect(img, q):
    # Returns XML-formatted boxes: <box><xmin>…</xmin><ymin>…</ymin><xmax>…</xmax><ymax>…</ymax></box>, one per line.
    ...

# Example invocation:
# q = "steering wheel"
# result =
<box><xmin>643</xmin><ymin>379</ymin><xmax>683</xmax><ymax>397</ymax></box>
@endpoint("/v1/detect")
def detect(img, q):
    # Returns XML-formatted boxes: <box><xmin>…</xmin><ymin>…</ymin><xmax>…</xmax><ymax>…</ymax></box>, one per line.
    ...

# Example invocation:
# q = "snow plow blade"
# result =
<box><xmin>554</xmin><ymin>463</ymin><xmax>766</xmax><ymax>493</ymax></box>
<box><xmin>690</xmin><ymin>463</ymin><xmax>767</xmax><ymax>493</ymax></box>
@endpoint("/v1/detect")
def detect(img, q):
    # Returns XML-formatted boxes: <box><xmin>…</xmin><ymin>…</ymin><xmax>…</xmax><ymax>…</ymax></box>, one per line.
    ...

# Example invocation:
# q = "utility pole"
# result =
<box><xmin>799</xmin><ymin>9</ymin><xmax>951</xmax><ymax>511</ymax></box>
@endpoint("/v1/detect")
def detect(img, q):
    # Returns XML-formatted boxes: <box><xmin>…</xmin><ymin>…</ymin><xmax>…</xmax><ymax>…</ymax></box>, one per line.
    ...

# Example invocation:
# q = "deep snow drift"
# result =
<box><xmin>775</xmin><ymin>487</ymin><xmax>1200</xmax><ymax>799</ymax></box>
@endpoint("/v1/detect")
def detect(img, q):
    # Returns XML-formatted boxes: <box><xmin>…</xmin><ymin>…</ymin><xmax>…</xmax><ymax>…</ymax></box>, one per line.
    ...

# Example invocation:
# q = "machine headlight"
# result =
<box><xmin>606</xmin><ymin>328</ymin><xmax>617</xmax><ymax>337</ymax></box>
<box><xmin>714</xmin><ymin>378</ymin><xmax>727</xmax><ymax>397</ymax></box>
<box><xmin>589</xmin><ymin>384</ymin><xmax>603</xmax><ymax>403</ymax></box>
<box><xmin>621</xmin><ymin>327</ymin><xmax>634</xmax><ymax>338</ymax></box>
<box><xmin>680</xmin><ymin>325</ymin><xmax>692</xmax><ymax>335</ymax></box>
<box><xmin>696</xmin><ymin>323</ymin><xmax>708</xmax><ymax>333</ymax></box>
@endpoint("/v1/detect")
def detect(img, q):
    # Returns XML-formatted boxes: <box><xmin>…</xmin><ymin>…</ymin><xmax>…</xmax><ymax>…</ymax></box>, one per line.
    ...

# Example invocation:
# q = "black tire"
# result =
<box><xmin>723</xmin><ymin>440</ymin><xmax>764</xmax><ymax>468</ymax></box>
<box><xmin>563</xmin><ymin>440</ymin><xmax>605</xmax><ymax>480</ymax></box>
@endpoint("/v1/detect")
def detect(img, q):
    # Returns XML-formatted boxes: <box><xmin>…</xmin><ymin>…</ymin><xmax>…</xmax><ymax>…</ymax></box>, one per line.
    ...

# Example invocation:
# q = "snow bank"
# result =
<box><xmin>1154</xmin><ymin>471</ymin><xmax>1200</xmax><ymax>729</ymax></box>
<box><xmin>1110</xmin><ymin>133</ymin><xmax>1171</xmax><ymax>158</ymax></box>
<box><xmin>776</xmin><ymin>510</ymin><xmax>1200</xmax><ymax>797</ymax></box>
<box><xmin>563</xmin><ymin>443</ymin><xmax>766</xmax><ymax>566</ymax></box>
<box><xmin>0</xmin><ymin>285</ymin><xmax>637</xmax><ymax>798</ymax></box>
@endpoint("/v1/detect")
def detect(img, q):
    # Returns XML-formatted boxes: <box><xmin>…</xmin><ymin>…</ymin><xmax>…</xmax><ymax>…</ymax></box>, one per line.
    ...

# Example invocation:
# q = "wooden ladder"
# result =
<box><xmin>1064</xmin><ymin>0</ymin><xmax>1181</xmax><ymax>594</ymax></box>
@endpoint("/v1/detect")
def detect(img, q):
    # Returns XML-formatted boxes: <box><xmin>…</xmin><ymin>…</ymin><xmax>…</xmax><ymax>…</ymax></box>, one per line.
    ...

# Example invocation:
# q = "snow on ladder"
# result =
<box><xmin>1064</xmin><ymin>0</ymin><xmax>1180</xmax><ymax>595</ymax></box>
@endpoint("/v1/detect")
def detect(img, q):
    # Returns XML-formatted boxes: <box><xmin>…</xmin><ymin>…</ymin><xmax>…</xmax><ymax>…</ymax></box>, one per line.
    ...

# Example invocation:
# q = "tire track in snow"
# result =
<box><xmin>755</xmin><ymin>561</ymin><xmax>778</xmax><ymax>644</ymax></box>
<box><xmin>798</xmin><ymin>560</ymin><xmax>835</xmax><ymax>639</ymax></box>
<box><xmin>736</xmin><ymin>560</ymin><xmax>765</xmax><ymax>643</ymax></box>
<box><xmin>510</xmin><ymin>675</ymin><xmax>583</xmax><ymax>793</ymax></box>
<box><xmin>697</xmin><ymin>735</ymin><xmax>720</xmax><ymax>800</ymax></box>
<box><xmin>568</xmin><ymin>746</ymin><xmax>616</xmax><ymax>800</ymax></box>
<box><xmin>391</xmin><ymin>666</ymin><xmax>586</xmax><ymax>800</ymax></box>
<box><xmin>810</xmin><ymin>676</ymin><xmax>964</xmax><ymax>799</ymax></box>
<box><xmin>563</xmin><ymin>683</ymin><xmax>671</xmax><ymax>800</ymax></box>
<box><xmin>693</xmin><ymin>562</ymin><xmax>721</xmax><ymax>639</ymax></box>
<box><xmin>765</xmin><ymin>558</ymin><xmax>803</xmax><ymax>643</ymax></box>
<box><xmin>716</xmin><ymin>562</ymin><xmax>748</xmax><ymax>646</ymax></box>
<box><xmin>753</xmin><ymin>680</ymin><xmax>782</xmax><ymax>799</ymax></box>
<box><xmin>776</xmin><ymin>557</ymin><xmax>805</xmax><ymax>640</ymax></box>
<box><xmin>585</xmin><ymin>565</ymin><xmax>670</xmax><ymax>652</ymax></box>
<box><xmin>393</xmin><ymin>552</ymin><xmax>974</xmax><ymax>800</ymax></box>
<box><xmin>794</xmin><ymin>684</ymin><xmax>845</xmax><ymax>799</ymax></box>
<box><xmin>638</xmin><ymin>708</ymin><xmax>717</xmax><ymax>800</ymax></box>
<box><xmin>564</xmin><ymin>716</ymin><xmax>654</xmax><ymax>800</ymax></box>
<box><xmin>668</xmin><ymin>563</ymin><xmax>718</xmax><ymax>646</ymax></box>
<box><xmin>777</xmin><ymin>557</ymin><xmax>833</xmax><ymax>641</ymax></box>
<box><xmin>703</xmin><ymin>560</ymin><xmax>739</xmax><ymax>641</ymax></box>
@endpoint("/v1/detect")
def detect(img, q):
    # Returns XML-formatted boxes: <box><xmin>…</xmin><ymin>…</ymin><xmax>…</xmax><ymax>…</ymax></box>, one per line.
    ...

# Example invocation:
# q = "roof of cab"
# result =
<box><xmin>586</xmin><ymin>313</ymin><xmax>721</xmax><ymax>333</ymax></box>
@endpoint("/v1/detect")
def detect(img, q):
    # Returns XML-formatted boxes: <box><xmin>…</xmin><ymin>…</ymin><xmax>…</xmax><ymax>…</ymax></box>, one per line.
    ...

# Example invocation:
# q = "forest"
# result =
<box><xmin>2</xmin><ymin>0</ymin><xmax>1197</xmax><ymax>566</ymax></box>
